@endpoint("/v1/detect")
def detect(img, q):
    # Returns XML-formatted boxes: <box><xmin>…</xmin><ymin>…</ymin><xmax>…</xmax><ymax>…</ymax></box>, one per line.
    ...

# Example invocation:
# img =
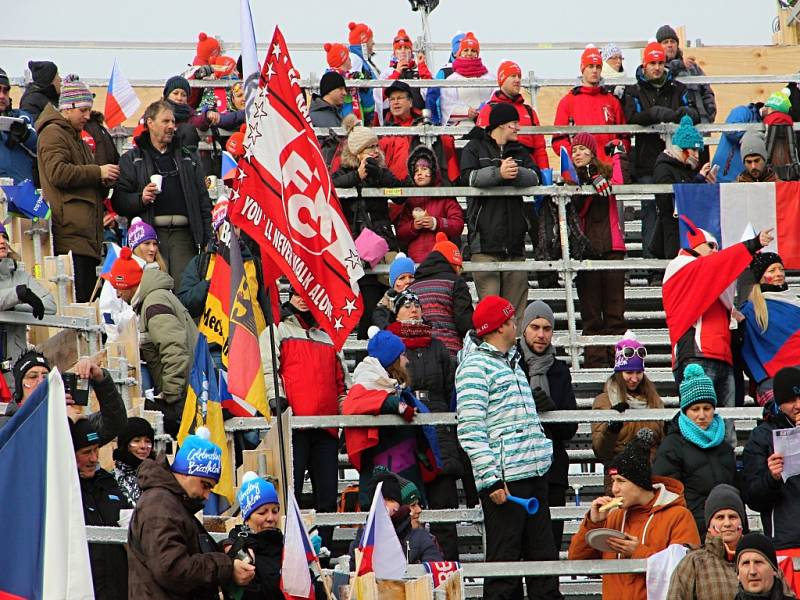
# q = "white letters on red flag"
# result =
<box><xmin>228</xmin><ymin>26</ymin><xmax>364</xmax><ymax>349</ymax></box>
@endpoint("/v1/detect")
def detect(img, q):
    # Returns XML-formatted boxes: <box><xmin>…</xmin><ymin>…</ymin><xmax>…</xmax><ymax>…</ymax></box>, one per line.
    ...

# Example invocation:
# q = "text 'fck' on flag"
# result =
<box><xmin>227</xmin><ymin>25</ymin><xmax>365</xmax><ymax>350</ymax></box>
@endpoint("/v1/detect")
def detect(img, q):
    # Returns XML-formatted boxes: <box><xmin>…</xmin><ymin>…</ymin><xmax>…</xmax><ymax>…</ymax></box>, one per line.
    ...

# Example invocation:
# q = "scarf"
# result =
<box><xmin>678</xmin><ymin>413</ymin><xmax>725</xmax><ymax>449</ymax></box>
<box><xmin>520</xmin><ymin>342</ymin><xmax>555</xmax><ymax>396</ymax></box>
<box><xmin>452</xmin><ymin>57</ymin><xmax>488</xmax><ymax>78</ymax></box>
<box><xmin>665</xmin><ymin>146</ymin><xmax>699</xmax><ymax>170</ymax></box>
<box><xmin>386</xmin><ymin>320</ymin><xmax>432</xmax><ymax>349</ymax></box>
<box><xmin>607</xmin><ymin>380</ymin><xmax>649</xmax><ymax>408</ymax></box>
<box><xmin>166</xmin><ymin>99</ymin><xmax>191</xmax><ymax>123</ymax></box>
<box><xmin>761</xmin><ymin>283</ymin><xmax>790</xmax><ymax>293</ymax></box>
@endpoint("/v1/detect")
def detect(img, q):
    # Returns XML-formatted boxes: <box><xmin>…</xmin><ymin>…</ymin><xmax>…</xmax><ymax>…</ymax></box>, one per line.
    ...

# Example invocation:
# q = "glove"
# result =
<box><xmin>194</xmin><ymin>64</ymin><xmax>214</xmax><ymax>79</ymax></box>
<box><xmin>604</xmin><ymin>139</ymin><xmax>626</xmax><ymax>157</ymax></box>
<box><xmin>6</xmin><ymin>121</ymin><xmax>30</xmax><ymax>148</ymax></box>
<box><xmin>591</xmin><ymin>174</ymin><xmax>612</xmax><ymax>198</ymax></box>
<box><xmin>16</xmin><ymin>285</ymin><xmax>44</xmax><ymax>320</ymax></box>
<box><xmin>532</xmin><ymin>387</ymin><xmax>557</xmax><ymax>413</ymax></box>
<box><xmin>675</xmin><ymin>106</ymin><xmax>694</xmax><ymax>120</ymax></box>
<box><xmin>649</xmin><ymin>106</ymin><xmax>678</xmax><ymax>123</ymax></box>
<box><xmin>365</xmin><ymin>157</ymin><xmax>382</xmax><ymax>180</ymax></box>
<box><xmin>611</xmin><ymin>401</ymin><xmax>629</xmax><ymax>413</ymax></box>
<box><xmin>608</xmin><ymin>420</ymin><xmax>624</xmax><ymax>434</ymax></box>
<box><xmin>310</xmin><ymin>534</ymin><xmax>322</xmax><ymax>556</ymax></box>
<box><xmin>398</xmin><ymin>400</ymin><xmax>416</xmax><ymax>422</ymax></box>
<box><xmin>269</xmin><ymin>396</ymin><xmax>289</xmax><ymax>414</ymax></box>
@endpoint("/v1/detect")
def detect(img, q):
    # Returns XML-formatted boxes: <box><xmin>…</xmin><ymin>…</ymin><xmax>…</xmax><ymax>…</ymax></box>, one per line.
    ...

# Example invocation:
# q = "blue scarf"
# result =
<box><xmin>678</xmin><ymin>413</ymin><xmax>725</xmax><ymax>449</ymax></box>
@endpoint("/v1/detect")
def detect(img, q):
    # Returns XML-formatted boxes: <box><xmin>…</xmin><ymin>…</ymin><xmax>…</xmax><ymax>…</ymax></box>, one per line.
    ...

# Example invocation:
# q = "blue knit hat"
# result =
<box><xmin>672</xmin><ymin>115</ymin><xmax>704</xmax><ymax>150</ymax></box>
<box><xmin>238</xmin><ymin>471</ymin><xmax>279</xmax><ymax>521</ymax></box>
<box><xmin>389</xmin><ymin>252</ymin><xmax>415</xmax><ymax>288</ymax></box>
<box><xmin>367</xmin><ymin>325</ymin><xmax>405</xmax><ymax>368</ymax></box>
<box><xmin>171</xmin><ymin>426</ymin><xmax>222</xmax><ymax>482</ymax></box>
<box><xmin>679</xmin><ymin>364</ymin><xmax>717</xmax><ymax>411</ymax></box>
<box><xmin>450</xmin><ymin>32</ymin><xmax>466</xmax><ymax>59</ymax></box>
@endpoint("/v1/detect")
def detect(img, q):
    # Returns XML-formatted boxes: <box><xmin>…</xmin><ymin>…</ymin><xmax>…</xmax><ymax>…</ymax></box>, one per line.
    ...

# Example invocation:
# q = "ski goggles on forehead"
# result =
<box><xmin>619</xmin><ymin>346</ymin><xmax>647</xmax><ymax>359</ymax></box>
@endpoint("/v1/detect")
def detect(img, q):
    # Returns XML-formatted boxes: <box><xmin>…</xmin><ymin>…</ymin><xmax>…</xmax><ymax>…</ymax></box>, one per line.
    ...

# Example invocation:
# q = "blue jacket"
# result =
<box><xmin>711</xmin><ymin>104</ymin><xmax>763</xmax><ymax>183</ymax></box>
<box><xmin>348</xmin><ymin>44</ymin><xmax>377</xmax><ymax>124</ymax></box>
<box><xmin>0</xmin><ymin>109</ymin><xmax>37</xmax><ymax>183</ymax></box>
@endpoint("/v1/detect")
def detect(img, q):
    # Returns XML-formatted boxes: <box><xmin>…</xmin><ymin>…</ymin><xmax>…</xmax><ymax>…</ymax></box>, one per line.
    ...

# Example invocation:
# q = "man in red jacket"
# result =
<box><xmin>476</xmin><ymin>60</ymin><xmax>549</xmax><ymax>170</ymax></box>
<box><xmin>552</xmin><ymin>45</ymin><xmax>627</xmax><ymax>162</ymax></box>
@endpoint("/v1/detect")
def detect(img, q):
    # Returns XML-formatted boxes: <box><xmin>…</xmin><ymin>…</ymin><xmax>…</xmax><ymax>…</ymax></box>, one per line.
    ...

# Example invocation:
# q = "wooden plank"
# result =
<box><xmin>404</xmin><ymin>576</ymin><xmax>433</xmax><ymax>600</ymax></box>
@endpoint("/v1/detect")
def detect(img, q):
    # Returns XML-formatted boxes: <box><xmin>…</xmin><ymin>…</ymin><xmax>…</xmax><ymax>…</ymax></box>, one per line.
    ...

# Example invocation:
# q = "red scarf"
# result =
<box><xmin>452</xmin><ymin>57</ymin><xmax>488</xmax><ymax>78</ymax></box>
<box><xmin>386</xmin><ymin>321</ymin><xmax>432</xmax><ymax>349</ymax></box>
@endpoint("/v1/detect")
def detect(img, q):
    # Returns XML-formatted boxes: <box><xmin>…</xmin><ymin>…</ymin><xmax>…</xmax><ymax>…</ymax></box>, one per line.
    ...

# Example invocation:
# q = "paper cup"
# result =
<box><xmin>118</xmin><ymin>508</ymin><xmax>134</xmax><ymax>529</ymax></box>
<box><xmin>150</xmin><ymin>174</ymin><xmax>163</xmax><ymax>193</ymax></box>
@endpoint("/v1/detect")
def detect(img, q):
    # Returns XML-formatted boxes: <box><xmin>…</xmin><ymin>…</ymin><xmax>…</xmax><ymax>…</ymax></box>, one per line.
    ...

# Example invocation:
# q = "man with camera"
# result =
<box><xmin>0</xmin><ymin>67</ymin><xmax>38</xmax><ymax>184</ymax></box>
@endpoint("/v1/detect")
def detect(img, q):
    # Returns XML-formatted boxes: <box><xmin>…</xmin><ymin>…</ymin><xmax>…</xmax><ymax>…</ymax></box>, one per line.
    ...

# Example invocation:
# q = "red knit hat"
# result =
<box><xmin>324</xmin><ymin>43</ymin><xmax>350</xmax><ymax>69</ymax></box>
<box><xmin>497</xmin><ymin>60</ymin><xmax>522</xmax><ymax>86</ymax></box>
<box><xmin>572</xmin><ymin>132</ymin><xmax>598</xmax><ymax>157</ymax></box>
<box><xmin>580</xmin><ymin>45</ymin><xmax>603</xmax><ymax>71</ymax></box>
<box><xmin>473</xmin><ymin>295</ymin><xmax>515</xmax><ymax>337</ymax></box>
<box><xmin>348</xmin><ymin>22</ymin><xmax>373</xmax><ymax>45</ymax></box>
<box><xmin>432</xmin><ymin>232</ymin><xmax>463</xmax><ymax>268</ymax></box>
<box><xmin>102</xmin><ymin>247</ymin><xmax>143</xmax><ymax>290</ymax></box>
<box><xmin>642</xmin><ymin>40</ymin><xmax>666</xmax><ymax>65</ymax></box>
<box><xmin>226</xmin><ymin>131</ymin><xmax>245</xmax><ymax>159</ymax></box>
<box><xmin>393</xmin><ymin>29</ymin><xmax>413</xmax><ymax>51</ymax></box>
<box><xmin>210</xmin><ymin>55</ymin><xmax>237</xmax><ymax>78</ymax></box>
<box><xmin>195</xmin><ymin>33</ymin><xmax>221</xmax><ymax>66</ymax></box>
<box><xmin>458</xmin><ymin>32</ymin><xmax>480</xmax><ymax>56</ymax></box>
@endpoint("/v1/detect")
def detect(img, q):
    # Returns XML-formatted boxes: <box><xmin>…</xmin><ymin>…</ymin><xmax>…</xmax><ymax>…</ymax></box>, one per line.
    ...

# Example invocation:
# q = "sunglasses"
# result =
<box><xmin>706</xmin><ymin>241</ymin><xmax>718</xmax><ymax>250</ymax></box>
<box><xmin>619</xmin><ymin>347</ymin><xmax>647</xmax><ymax>359</ymax></box>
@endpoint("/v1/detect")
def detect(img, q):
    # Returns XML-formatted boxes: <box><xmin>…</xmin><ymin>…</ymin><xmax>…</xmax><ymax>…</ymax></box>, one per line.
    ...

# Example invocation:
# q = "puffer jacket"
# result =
<box><xmin>456</xmin><ymin>333</ymin><xmax>553</xmax><ymax>493</ymax></box>
<box><xmin>36</xmin><ymin>103</ymin><xmax>107</xmax><ymax>259</ymax></box>
<box><xmin>552</xmin><ymin>84</ymin><xmax>627</xmax><ymax>162</ymax></box>
<box><xmin>476</xmin><ymin>90</ymin><xmax>550</xmax><ymax>169</ymax></box>
<box><xmin>0</xmin><ymin>107</ymin><xmax>37</xmax><ymax>183</ymax></box>
<box><xmin>710</xmin><ymin>103</ymin><xmax>763</xmax><ymax>183</ymax></box>
<box><xmin>460</xmin><ymin>126</ymin><xmax>540</xmax><ymax>257</ymax></box>
<box><xmin>623</xmin><ymin>66</ymin><xmax>698</xmax><ymax>179</ymax></box>
<box><xmin>128</xmin><ymin>456</ymin><xmax>233</xmax><ymax>599</ymax></box>
<box><xmin>742</xmin><ymin>403</ymin><xmax>800</xmax><ymax>550</ymax></box>
<box><xmin>80</xmin><ymin>468</ymin><xmax>130</xmax><ymax>600</ymax></box>
<box><xmin>133</xmin><ymin>268</ymin><xmax>198</xmax><ymax>415</ymax></box>
<box><xmin>652</xmin><ymin>413</ymin><xmax>738</xmax><ymax>535</ymax></box>
<box><xmin>666</xmin><ymin>50</ymin><xmax>717</xmax><ymax>124</ymax></box>
<box><xmin>0</xmin><ymin>257</ymin><xmax>56</xmax><ymax>370</ymax></box>
<box><xmin>408</xmin><ymin>250</ymin><xmax>473</xmax><ymax>358</ymax></box>
<box><xmin>568</xmin><ymin>476</ymin><xmax>701</xmax><ymax>600</ymax></box>
<box><xmin>112</xmin><ymin>130</ymin><xmax>212</xmax><ymax>250</ymax></box>
<box><xmin>665</xmin><ymin>529</ymin><xmax>738</xmax><ymax>600</ymax></box>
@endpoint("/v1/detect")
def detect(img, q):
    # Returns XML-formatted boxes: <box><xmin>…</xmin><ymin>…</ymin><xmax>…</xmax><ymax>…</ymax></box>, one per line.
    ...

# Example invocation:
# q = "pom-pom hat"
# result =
<box><xmin>324</xmin><ymin>43</ymin><xmax>350</xmax><ymax>69</ymax></box>
<box><xmin>432</xmin><ymin>232</ymin><xmax>463</xmax><ymax>268</ymax></box>
<box><xmin>238</xmin><ymin>471</ymin><xmax>279</xmax><ymax>521</ymax></box>
<box><xmin>389</xmin><ymin>252</ymin><xmax>415</xmax><ymax>288</ymax></box>
<box><xmin>102</xmin><ymin>247</ymin><xmax>143</xmax><ymax>290</ymax></box>
<box><xmin>672</xmin><ymin>114</ymin><xmax>704</xmax><ymax>150</ymax></box>
<box><xmin>679</xmin><ymin>363</ymin><xmax>717</xmax><ymax>411</ymax></box>
<box><xmin>614</xmin><ymin>330</ymin><xmax>647</xmax><ymax>372</ymax></box>
<box><xmin>171</xmin><ymin>426</ymin><xmax>222</xmax><ymax>482</ymax></box>
<box><xmin>367</xmin><ymin>326</ymin><xmax>405</xmax><ymax>368</ymax></box>
<box><xmin>348</xmin><ymin>22</ymin><xmax>373</xmax><ymax>45</ymax></box>
<box><xmin>127</xmin><ymin>217</ymin><xmax>158</xmax><ymax>251</ymax></box>
<box><xmin>58</xmin><ymin>74</ymin><xmax>93</xmax><ymax>111</ymax></box>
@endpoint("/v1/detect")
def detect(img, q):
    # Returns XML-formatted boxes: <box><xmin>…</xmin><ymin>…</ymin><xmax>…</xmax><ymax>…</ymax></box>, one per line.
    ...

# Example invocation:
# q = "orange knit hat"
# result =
<box><xmin>458</xmin><ymin>32</ymin><xmax>480</xmax><ymax>56</ymax></box>
<box><xmin>348</xmin><ymin>22</ymin><xmax>373</xmax><ymax>45</ymax></box>
<box><xmin>393</xmin><ymin>29</ymin><xmax>413</xmax><ymax>51</ymax></box>
<box><xmin>102</xmin><ymin>247</ymin><xmax>143</xmax><ymax>290</ymax></box>
<box><xmin>580</xmin><ymin>44</ymin><xmax>603</xmax><ymax>71</ymax></box>
<box><xmin>432</xmin><ymin>232</ymin><xmax>463</xmax><ymax>267</ymax></box>
<box><xmin>324</xmin><ymin>43</ymin><xmax>350</xmax><ymax>69</ymax></box>
<box><xmin>195</xmin><ymin>33</ymin><xmax>221</xmax><ymax>65</ymax></box>
<box><xmin>497</xmin><ymin>60</ymin><xmax>522</xmax><ymax>86</ymax></box>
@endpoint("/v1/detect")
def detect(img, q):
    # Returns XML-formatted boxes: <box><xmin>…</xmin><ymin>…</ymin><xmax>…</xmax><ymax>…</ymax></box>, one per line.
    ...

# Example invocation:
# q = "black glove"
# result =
<box><xmin>6</xmin><ymin>121</ymin><xmax>30</xmax><ymax>148</ymax></box>
<box><xmin>743</xmin><ymin>236</ymin><xmax>763</xmax><ymax>255</ymax></box>
<box><xmin>649</xmin><ymin>106</ymin><xmax>678</xmax><ymax>123</ymax></box>
<box><xmin>194</xmin><ymin>64</ymin><xmax>214</xmax><ymax>79</ymax></box>
<box><xmin>16</xmin><ymin>284</ymin><xmax>44</xmax><ymax>320</ymax></box>
<box><xmin>532</xmin><ymin>386</ymin><xmax>557</xmax><ymax>413</ymax></box>
<box><xmin>611</xmin><ymin>401</ymin><xmax>629</xmax><ymax>413</ymax></box>
<box><xmin>365</xmin><ymin>157</ymin><xmax>381</xmax><ymax>180</ymax></box>
<box><xmin>675</xmin><ymin>106</ymin><xmax>694</xmax><ymax>120</ymax></box>
<box><xmin>608</xmin><ymin>420</ymin><xmax>624</xmax><ymax>434</ymax></box>
<box><xmin>604</xmin><ymin>139</ymin><xmax>626</xmax><ymax>157</ymax></box>
<box><xmin>269</xmin><ymin>396</ymin><xmax>289</xmax><ymax>414</ymax></box>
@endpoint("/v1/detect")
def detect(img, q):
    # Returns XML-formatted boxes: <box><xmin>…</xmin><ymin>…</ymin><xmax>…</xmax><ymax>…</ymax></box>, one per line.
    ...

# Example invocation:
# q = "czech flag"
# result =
<box><xmin>741</xmin><ymin>293</ymin><xmax>800</xmax><ymax>382</ymax></box>
<box><xmin>559</xmin><ymin>146</ymin><xmax>579</xmax><ymax>184</ymax></box>
<box><xmin>219</xmin><ymin>369</ymin><xmax>258</xmax><ymax>418</ymax></box>
<box><xmin>675</xmin><ymin>182</ymin><xmax>800</xmax><ymax>268</ymax></box>
<box><xmin>221</xmin><ymin>150</ymin><xmax>238</xmax><ymax>181</ymax></box>
<box><xmin>0</xmin><ymin>370</ymin><xmax>94</xmax><ymax>599</ymax></box>
<box><xmin>104</xmin><ymin>59</ymin><xmax>141</xmax><ymax>130</ymax></box>
<box><xmin>355</xmin><ymin>481</ymin><xmax>406</xmax><ymax>579</ymax></box>
<box><xmin>281</xmin><ymin>491</ymin><xmax>318</xmax><ymax>599</ymax></box>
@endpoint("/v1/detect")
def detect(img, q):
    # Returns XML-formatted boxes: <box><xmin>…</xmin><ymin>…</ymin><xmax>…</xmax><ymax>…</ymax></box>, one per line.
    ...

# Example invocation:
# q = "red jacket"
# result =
<box><xmin>379</xmin><ymin>111</ymin><xmax>460</xmax><ymax>183</ymax></box>
<box><xmin>552</xmin><ymin>85</ymin><xmax>627</xmax><ymax>162</ymax></box>
<box><xmin>476</xmin><ymin>91</ymin><xmax>550</xmax><ymax>169</ymax></box>
<box><xmin>395</xmin><ymin>196</ymin><xmax>464</xmax><ymax>263</ymax></box>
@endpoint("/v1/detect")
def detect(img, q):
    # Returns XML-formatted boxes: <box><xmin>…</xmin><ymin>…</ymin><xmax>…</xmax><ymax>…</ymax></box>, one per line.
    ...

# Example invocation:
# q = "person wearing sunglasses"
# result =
<box><xmin>592</xmin><ymin>331</ymin><xmax>665</xmax><ymax>494</ymax></box>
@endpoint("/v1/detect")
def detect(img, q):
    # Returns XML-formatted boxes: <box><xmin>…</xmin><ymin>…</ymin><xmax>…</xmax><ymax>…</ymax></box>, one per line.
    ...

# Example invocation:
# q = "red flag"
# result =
<box><xmin>228</xmin><ymin>26</ymin><xmax>365</xmax><ymax>350</ymax></box>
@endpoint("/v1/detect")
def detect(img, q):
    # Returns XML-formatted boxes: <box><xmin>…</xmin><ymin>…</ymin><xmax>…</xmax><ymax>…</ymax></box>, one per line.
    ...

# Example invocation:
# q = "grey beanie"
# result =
<box><xmin>522</xmin><ymin>300</ymin><xmax>555</xmax><ymax>330</ymax></box>
<box><xmin>704</xmin><ymin>483</ymin><xmax>748</xmax><ymax>533</ymax></box>
<box><xmin>656</xmin><ymin>25</ymin><xmax>679</xmax><ymax>43</ymax></box>
<box><xmin>740</xmin><ymin>131</ymin><xmax>768</xmax><ymax>161</ymax></box>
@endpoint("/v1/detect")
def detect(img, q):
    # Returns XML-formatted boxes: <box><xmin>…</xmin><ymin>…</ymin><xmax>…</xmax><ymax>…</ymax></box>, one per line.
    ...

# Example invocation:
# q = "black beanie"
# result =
<box><xmin>69</xmin><ymin>418</ymin><xmax>100</xmax><ymax>451</ymax></box>
<box><xmin>319</xmin><ymin>71</ymin><xmax>346</xmax><ymax>98</ymax></box>
<box><xmin>28</xmin><ymin>61</ymin><xmax>58</xmax><ymax>87</ymax></box>
<box><xmin>162</xmin><ymin>75</ymin><xmax>191</xmax><ymax>99</ymax></box>
<box><xmin>750</xmin><ymin>252</ymin><xmax>783</xmax><ymax>284</ymax></box>
<box><xmin>113</xmin><ymin>416</ymin><xmax>155</xmax><ymax>466</ymax></box>
<box><xmin>0</xmin><ymin>68</ymin><xmax>10</xmax><ymax>89</ymax></box>
<box><xmin>608</xmin><ymin>428</ymin><xmax>655</xmax><ymax>491</ymax></box>
<box><xmin>488</xmin><ymin>102</ymin><xmax>519</xmax><ymax>131</ymax></box>
<box><xmin>773</xmin><ymin>366</ymin><xmax>800</xmax><ymax>405</ymax></box>
<box><xmin>656</xmin><ymin>25</ymin><xmax>679</xmax><ymax>44</ymax></box>
<box><xmin>704</xmin><ymin>483</ymin><xmax>748</xmax><ymax>533</ymax></box>
<box><xmin>12</xmin><ymin>350</ymin><xmax>49</xmax><ymax>402</ymax></box>
<box><xmin>736</xmin><ymin>532</ymin><xmax>778</xmax><ymax>571</ymax></box>
<box><xmin>370</xmin><ymin>468</ymin><xmax>402</xmax><ymax>504</ymax></box>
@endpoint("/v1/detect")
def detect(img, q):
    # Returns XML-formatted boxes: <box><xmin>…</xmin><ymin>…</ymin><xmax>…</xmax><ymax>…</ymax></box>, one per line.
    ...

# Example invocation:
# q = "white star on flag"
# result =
<box><xmin>342</xmin><ymin>298</ymin><xmax>357</xmax><ymax>316</ymax></box>
<box><xmin>333</xmin><ymin>317</ymin><xmax>344</xmax><ymax>331</ymax></box>
<box><xmin>237</xmin><ymin>168</ymin><xmax>247</xmax><ymax>182</ymax></box>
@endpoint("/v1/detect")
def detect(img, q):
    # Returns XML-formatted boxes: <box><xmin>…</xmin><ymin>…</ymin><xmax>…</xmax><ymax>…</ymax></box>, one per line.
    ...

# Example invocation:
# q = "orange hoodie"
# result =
<box><xmin>568</xmin><ymin>476</ymin><xmax>700</xmax><ymax>600</ymax></box>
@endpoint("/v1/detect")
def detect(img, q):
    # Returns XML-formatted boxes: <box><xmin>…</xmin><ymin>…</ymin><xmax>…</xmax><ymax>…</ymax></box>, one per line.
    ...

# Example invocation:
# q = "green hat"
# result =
<box><xmin>765</xmin><ymin>87</ymin><xmax>792</xmax><ymax>114</ymax></box>
<box><xmin>679</xmin><ymin>363</ymin><xmax>717</xmax><ymax>411</ymax></box>
<box><xmin>397</xmin><ymin>474</ymin><xmax>422</xmax><ymax>506</ymax></box>
<box><xmin>672</xmin><ymin>115</ymin><xmax>704</xmax><ymax>150</ymax></box>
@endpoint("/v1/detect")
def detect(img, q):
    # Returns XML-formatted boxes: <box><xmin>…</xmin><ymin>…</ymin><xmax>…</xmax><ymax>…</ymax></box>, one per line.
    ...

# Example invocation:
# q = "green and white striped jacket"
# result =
<box><xmin>456</xmin><ymin>334</ymin><xmax>553</xmax><ymax>493</ymax></box>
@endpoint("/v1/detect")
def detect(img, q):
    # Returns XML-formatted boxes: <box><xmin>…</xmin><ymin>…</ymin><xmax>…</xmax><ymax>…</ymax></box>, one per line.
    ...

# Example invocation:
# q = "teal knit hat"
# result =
<box><xmin>679</xmin><ymin>364</ymin><xmax>717</xmax><ymax>411</ymax></box>
<box><xmin>765</xmin><ymin>87</ymin><xmax>792</xmax><ymax>114</ymax></box>
<box><xmin>672</xmin><ymin>115</ymin><xmax>704</xmax><ymax>150</ymax></box>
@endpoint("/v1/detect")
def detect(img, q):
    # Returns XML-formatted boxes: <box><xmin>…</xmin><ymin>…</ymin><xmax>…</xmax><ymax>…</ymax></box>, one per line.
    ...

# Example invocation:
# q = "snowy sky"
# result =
<box><xmin>2</xmin><ymin>0</ymin><xmax>780</xmax><ymax>83</ymax></box>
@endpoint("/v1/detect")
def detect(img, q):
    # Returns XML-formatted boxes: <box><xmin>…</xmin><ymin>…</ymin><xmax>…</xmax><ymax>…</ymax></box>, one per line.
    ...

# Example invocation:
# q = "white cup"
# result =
<box><xmin>150</xmin><ymin>174</ymin><xmax>163</xmax><ymax>193</ymax></box>
<box><xmin>118</xmin><ymin>508</ymin><xmax>134</xmax><ymax>529</ymax></box>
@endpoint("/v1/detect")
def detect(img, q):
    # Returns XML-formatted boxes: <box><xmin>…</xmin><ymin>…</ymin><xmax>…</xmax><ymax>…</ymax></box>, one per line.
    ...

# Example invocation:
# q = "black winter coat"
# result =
<box><xmin>742</xmin><ymin>404</ymin><xmax>800</xmax><ymax>551</ymax></box>
<box><xmin>21</xmin><ymin>83</ymin><xmax>59</xmax><ymax>125</ymax></box>
<box><xmin>460</xmin><ymin>126</ymin><xmax>540</xmax><ymax>257</ymax></box>
<box><xmin>518</xmin><ymin>350</ymin><xmax>578</xmax><ymax>488</ymax></box>
<box><xmin>623</xmin><ymin>66</ymin><xmax>699</xmax><ymax>179</ymax></box>
<box><xmin>651</xmin><ymin>152</ymin><xmax>705</xmax><ymax>258</ymax></box>
<box><xmin>80</xmin><ymin>468</ymin><xmax>130</xmax><ymax>600</ymax></box>
<box><xmin>652</xmin><ymin>413</ymin><xmax>737</xmax><ymax>536</ymax></box>
<box><xmin>112</xmin><ymin>131</ymin><xmax>212</xmax><ymax>250</ymax></box>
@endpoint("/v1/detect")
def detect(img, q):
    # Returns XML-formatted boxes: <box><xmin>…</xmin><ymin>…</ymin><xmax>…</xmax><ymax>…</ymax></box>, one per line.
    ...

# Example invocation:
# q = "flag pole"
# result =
<box><xmin>265</xmin><ymin>288</ymin><xmax>290</xmax><ymax>508</ymax></box>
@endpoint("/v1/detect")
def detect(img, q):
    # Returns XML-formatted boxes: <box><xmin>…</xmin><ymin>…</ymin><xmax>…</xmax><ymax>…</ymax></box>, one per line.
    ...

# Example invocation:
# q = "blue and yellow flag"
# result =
<box><xmin>178</xmin><ymin>333</ymin><xmax>234</xmax><ymax>503</ymax></box>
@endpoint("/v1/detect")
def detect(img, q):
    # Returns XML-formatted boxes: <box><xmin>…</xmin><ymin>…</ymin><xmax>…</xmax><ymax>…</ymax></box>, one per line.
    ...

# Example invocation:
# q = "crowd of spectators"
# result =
<box><xmin>0</xmin><ymin>20</ymin><xmax>798</xmax><ymax>600</ymax></box>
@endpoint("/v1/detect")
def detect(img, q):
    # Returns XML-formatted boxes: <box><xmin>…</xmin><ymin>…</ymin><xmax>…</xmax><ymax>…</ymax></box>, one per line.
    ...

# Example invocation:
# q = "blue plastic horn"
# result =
<box><xmin>507</xmin><ymin>495</ymin><xmax>539</xmax><ymax>514</ymax></box>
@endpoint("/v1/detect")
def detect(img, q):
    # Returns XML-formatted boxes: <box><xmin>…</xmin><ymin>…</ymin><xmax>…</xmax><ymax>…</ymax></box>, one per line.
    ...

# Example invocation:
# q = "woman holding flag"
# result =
<box><xmin>740</xmin><ymin>252</ymin><xmax>800</xmax><ymax>405</ymax></box>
